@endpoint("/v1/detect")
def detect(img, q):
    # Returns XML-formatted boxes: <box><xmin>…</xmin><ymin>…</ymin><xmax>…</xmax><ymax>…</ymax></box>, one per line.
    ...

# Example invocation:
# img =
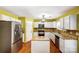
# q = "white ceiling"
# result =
<box><xmin>0</xmin><ymin>6</ymin><xmax>75</xmax><ymax>19</ymax></box>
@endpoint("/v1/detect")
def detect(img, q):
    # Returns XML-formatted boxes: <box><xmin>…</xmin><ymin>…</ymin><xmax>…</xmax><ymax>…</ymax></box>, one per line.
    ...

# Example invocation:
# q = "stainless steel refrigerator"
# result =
<box><xmin>0</xmin><ymin>20</ymin><xmax>22</xmax><ymax>53</ymax></box>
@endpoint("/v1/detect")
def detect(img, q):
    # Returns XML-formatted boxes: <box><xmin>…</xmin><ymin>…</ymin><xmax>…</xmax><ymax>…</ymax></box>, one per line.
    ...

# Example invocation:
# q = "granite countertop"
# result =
<box><xmin>32</xmin><ymin>36</ymin><xmax>50</xmax><ymax>41</ymax></box>
<box><xmin>33</xmin><ymin>29</ymin><xmax>78</xmax><ymax>40</ymax></box>
<box><xmin>52</xmin><ymin>31</ymin><xmax>77</xmax><ymax>40</ymax></box>
<box><xmin>59</xmin><ymin>32</ymin><xmax>77</xmax><ymax>40</ymax></box>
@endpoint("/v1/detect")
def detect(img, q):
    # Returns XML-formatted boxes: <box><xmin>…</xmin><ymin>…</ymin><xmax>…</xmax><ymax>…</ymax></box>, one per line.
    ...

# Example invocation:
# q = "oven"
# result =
<box><xmin>38</xmin><ymin>23</ymin><xmax>45</xmax><ymax>36</ymax></box>
<box><xmin>38</xmin><ymin>24</ymin><xmax>44</xmax><ymax>29</ymax></box>
<box><xmin>38</xmin><ymin>30</ymin><xmax>45</xmax><ymax>36</ymax></box>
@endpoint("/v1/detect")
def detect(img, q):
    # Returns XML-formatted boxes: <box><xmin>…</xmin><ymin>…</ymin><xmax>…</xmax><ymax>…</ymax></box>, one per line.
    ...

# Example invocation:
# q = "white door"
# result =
<box><xmin>26</xmin><ymin>21</ymin><xmax>33</xmax><ymax>42</ymax></box>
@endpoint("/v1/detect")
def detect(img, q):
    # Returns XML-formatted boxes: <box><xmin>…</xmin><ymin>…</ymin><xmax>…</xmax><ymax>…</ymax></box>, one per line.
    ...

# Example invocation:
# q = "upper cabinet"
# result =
<box><xmin>45</xmin><ymin>22</ymin><xmax>56</xmax><ymax>28</ymax></box>
<box><xmin>59</xmin><ymin>18</ymin><xmax>64</xmax><ymax>29</ymax></box>
<box><xmin>64</xmin><ymin>16</ymin><xmax>70</xmax><ymax>29</ymax></box>
<box><xmin>34</xmin><ymin>22</ymin><xmax>56</xmax><ymax>28</ymax></box>
<box><xmin>63</xmin><ymin>15</ymin><xmax>77</xmax><ymax>30</ymax></box>
<box><xmin>57</xmin><ymin>14</ymin><xmax>77</xmax><ymax>30</ymax></box>
<box><xmin>69</xmin><ymin>15</ymin><xmax>77</xmax><ymax>30</ymax></box>
<box><xmin>56</xmin><ymin>18</ymin><xmax>64</xmax><ymax>30</ymax></box>
<box><xmin>56</xmin><ymin>20</ymin><xmax>61</xmax><ymax>29</ymax></box>
<box><xmin>34</xmin><ymin>22</ymin><xmax>40</xmax><ymax>28</ymax></box>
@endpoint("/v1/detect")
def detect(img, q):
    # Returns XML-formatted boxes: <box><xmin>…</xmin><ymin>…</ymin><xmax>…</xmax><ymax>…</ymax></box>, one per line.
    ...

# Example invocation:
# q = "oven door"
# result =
<box><xmin>38</xmin><ymin>30</ymin><xmax>45</xmax><ymax>36</ymax></box>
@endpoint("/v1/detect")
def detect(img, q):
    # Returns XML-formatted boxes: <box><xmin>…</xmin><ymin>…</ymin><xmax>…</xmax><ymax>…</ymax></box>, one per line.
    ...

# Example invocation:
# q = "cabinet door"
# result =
<box><xmin>60</xmin><ymin>18</ymin><xmax>64</xmax><ymax>29</ymax></box>
<box><xmin>64</xmin><ymin>16</ymin><xmax>70</xmax><ymax>29</ymax></box>
<box><xmin>69</xmin><ymin>15</ymin><xmax>77</xmax><ymax>30</ymax></box>
<box><xmin>52</xmin><ymin>21</ymin><xmax>56</xmax><ymax>28</ymax></box>
<box><xmin>45</xmin><ymin>22</ymin><xmax>54</xmax><ymax>28</ymax></box>
<box><xmin>34</xmin><ymin>22</ymin><xmax>40</xmax><ymax>28</ymax></box>
<box><xmin>59</xmin><ymin>38</ymin><xmax>64</xmax><ymax>52</ymax></box>
<box><xmin>64</xmin><ymin>40</ymin><xmax>77</xmax><ymax>53</ymax></box>
<box><xmin>56</xmin><ymin>21</ymin><xmax>61</xmax><ymax>29</ymax></box>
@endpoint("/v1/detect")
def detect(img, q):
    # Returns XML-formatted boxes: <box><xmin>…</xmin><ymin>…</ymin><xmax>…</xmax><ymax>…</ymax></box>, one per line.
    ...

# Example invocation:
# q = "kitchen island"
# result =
<box><xmin>31</xmin><ymin>36</ymin><xmax>50</xmax><ymax>53</ymax></box>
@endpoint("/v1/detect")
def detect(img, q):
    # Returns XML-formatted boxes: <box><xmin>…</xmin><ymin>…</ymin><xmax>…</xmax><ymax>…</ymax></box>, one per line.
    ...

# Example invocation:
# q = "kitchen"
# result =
<box><xmin>0</xmin><ymin>6</ymin><xmax>79</xmax><ymax>53</ymax></box>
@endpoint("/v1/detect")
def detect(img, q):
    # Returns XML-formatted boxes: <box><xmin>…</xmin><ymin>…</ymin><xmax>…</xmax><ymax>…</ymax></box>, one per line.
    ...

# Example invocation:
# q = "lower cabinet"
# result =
<box><xmin>59</xmin><ymin>38</ymin><xmax>77</xmax><ymax>53</ymax></box>
<box><xmin>31</xmin><ymin>40</ymin><xmax>50</xmax><ymax>53</ymax></box>
<box><xmin>64</xmin><ymin>40</ymin><xmax>77</xmax><ymax>53</ymax></box>
<box><xmin>59</xmin><ymin>38</ymin><xmax>64</xmax><ymax>52</ymax></box>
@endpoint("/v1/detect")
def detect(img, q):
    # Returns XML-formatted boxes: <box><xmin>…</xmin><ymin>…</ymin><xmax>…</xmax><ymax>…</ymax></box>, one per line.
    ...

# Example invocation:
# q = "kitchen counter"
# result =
<box><xmin>53</xmin><ymin>31</ymin><xmax>77</xmax><ymax>40</ymax></box>
<box><xmin>33</xmin><ymin>28</ymin><xmax>57</xmax><ymax>32</ymax></box>
<box><xmin>60</xmin><ymin>32</ymin><xmax>77</xmax><ymax>40</ymax></box>
<box><xmin>31</xmin><ymin>36</ymin><xmax>50</xmax><ymax>53</ymax></box>
<box><xmin>32</xmin><ymin>36</ymin><xmax>50</xmax><ymax>41</ymax></box>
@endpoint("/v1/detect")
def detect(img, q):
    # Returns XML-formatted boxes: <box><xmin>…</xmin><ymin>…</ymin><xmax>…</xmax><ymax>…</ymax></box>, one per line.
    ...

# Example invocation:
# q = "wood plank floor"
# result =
<box><xmin>18</xmin><ymin>41</ymin><xmax>31</xmax><ymax>53</ymax></box>
<box><xmin>18</xmin><ymin>40</ymin><xmax>61</xmax><ymax>53</ymax></box>
<box><xmin>50</xmin><ymin>39</ymin><xmax>61</xmax><ymax>53</ymax></box>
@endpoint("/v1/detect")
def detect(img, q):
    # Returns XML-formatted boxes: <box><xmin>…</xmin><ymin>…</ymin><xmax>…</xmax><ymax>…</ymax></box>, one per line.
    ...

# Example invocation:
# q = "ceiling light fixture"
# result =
<box><xmin>41</xmin><ymin>15</ymin><xmax>45</xmax><ymax>22</ymax></box>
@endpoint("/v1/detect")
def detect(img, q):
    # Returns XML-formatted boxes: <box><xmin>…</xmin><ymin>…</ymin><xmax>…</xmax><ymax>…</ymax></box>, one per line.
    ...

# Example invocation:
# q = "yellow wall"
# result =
<box><xmin>19</xmin><ymin>17</ymin><xmax>34</xmax><ymax>42</ymax></box>
<box><xmin>19</xmin><ymin>17</ymin><xmax>26</xmax><ymax>42</ymax></box>
<box><xmin>0</xmin><ymin>9</ymin><xmax>18</xmax><ymax>19</ymax></box>
<box><xmin>34</xmin><ymin>19</ymin><xmax>56</xmax><ymax>22</ymax></box>
<box><xmin>56</xmin><ymin>7</ymin><xmax>79</xmax><ymax>20</ymax></box>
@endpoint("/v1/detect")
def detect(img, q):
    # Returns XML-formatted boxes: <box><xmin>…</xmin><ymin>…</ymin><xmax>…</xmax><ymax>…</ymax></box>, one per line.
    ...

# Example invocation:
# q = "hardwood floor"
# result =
<box><xmin>18</xmin><ymin>41</ymin><xmax>31</xmax><ymax>53</ymax></box>
<box><xmin>18</xmin><ymin>40</ymin><xmax>61</xmax><ymax>53</ymax></box>
<box><xmin>50</xmin><ymin>39</ymin><xmax>61</xmax><ymax>53</ymax></box>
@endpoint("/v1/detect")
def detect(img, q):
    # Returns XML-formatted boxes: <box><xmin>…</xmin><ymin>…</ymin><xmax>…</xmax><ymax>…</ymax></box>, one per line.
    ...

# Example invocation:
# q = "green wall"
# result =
<box><xmin>77</xmin><ymin>14</ymin><xmax>79</xmax><ymax>52</ymax></box>
<box><xmin>19</xmin><ymin>17</ymin><xmax>26</xmax><ymax>42</ymax></box>
<box><xmin>34</xmin><ymin>19</ymin><xmax>56</xmax><ymax>22</ymax></box>
<box><xmin>56</xmin><ymin>7</ymin><xmax>79</xmax><ymax>20</ymax></box>
<box><xmin>77</xmin><ymin>14</ymin><xmax>79</xmax><ymax>30</ymax></box>
<box><xmin>0</xmin><ymin>9</ymin><xmax>18</xmax><ymax>19</ymax></box>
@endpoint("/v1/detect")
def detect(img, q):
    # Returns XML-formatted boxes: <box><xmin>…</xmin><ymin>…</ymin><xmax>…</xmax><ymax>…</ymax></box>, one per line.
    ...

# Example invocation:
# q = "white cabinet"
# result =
<box><xmin>60</xmin><ymin>18</ymin><xmax>64</xmax><ymax>29</ymax></box>
<box><xmin>64</xmin><ymin>16</ymin><xmax>70</xmax><ymax>29</ymax></box>
<box><xmin>52</xmin><ymin>21</ymin><xmax>56</xmax><ymax>28</ymax></box>
<box><xmin>45</xmin><ymin>32</ymin><xmax>51</xmax><ymax>38</ymax></box>
<box><xmin>59</xmin><ymin>37</ymin><xmax>77</xmax><ymax>53</ymax></box>
<box><xmin>59</xmin><ymin>37</ymin><xmax>64</xmax><ymax>52</ymax></box>
<box><xmin>45</xmin><ymin>22</ymin><xmax>56</xmax><ymax>28</ymax></box>
<box><xmin>31</xmin><ymin>41</ymin><xmax>50</xmax><ymax>53</ymax></box>
<box><xmin>34</xmin><ymin>22</ymin><xmax>40</xmax><ymax>28</ymax></box>
<box><xmin>56</xmin><ymin>21</ymin><xmax>61</xmax><ymax>29</ymax></box>
<box><xmin>64</xmin><ymin>40</ymin><xmax>77</xmax><ymax>53</ymax></box>
<box><xmin>69</xmin><ymin>15</ymin><xmax>77</xmax><ymax>30</ymax></box>
<box><xmin>62</xmin><ymin>15</ymin><xmax>77</xmax><ymax>30</ymax></box>
<box><xmin>56</xmin><ymin>18</ymin><xmax>64</xmax><ymax>30</ymax></box>
<box><xmin>34</xmin><ymin>22</ymin><xmax>56</xmax><ymax>28</ymax></box>
<box><xmin>33</xmin><ymin>32</ymin><xmax>38</xmax><ymax>37</ymax></box>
